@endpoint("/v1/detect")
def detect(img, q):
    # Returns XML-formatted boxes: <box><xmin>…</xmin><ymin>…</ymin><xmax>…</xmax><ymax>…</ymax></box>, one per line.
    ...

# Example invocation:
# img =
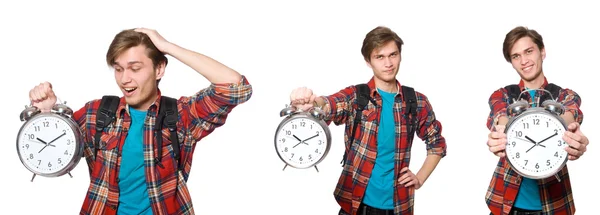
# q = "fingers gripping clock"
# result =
<box><xmin>16</xmin><ymin>101</ymin><xmax>84</xmax><ymax>182</ymax></box>
<box><xmin>504</xmin><ymin>89</ymin><xmax>568</xmax><ymax>180</ymax></box>
<box><xmin>274</xmin><ymin>105</ymin><xmax>332</xmax><ymax>172</ymax></box>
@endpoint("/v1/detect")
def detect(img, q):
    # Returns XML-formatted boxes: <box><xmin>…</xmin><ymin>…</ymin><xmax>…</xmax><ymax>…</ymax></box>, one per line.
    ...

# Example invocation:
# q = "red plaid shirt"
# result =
<box><xmin>72</xmin><ymin>76</ymin><xmax>252</xmax><ymax>215</ymax></box>
<box><xmin>322</xmin><ymin>77</ymin><xmax>447</xmax><ymax>215</ymax></box>
<box><xmin>485</xmin><ymin>77</ymin><xmax>583</xmax><ymax>215</ymax></box>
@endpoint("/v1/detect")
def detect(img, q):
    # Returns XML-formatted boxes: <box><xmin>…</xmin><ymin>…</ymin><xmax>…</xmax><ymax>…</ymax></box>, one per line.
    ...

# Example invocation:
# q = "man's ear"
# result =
<box><xmin>155</xmin><ymin>61</ymin><xmax>166</xmax><ymax>80</ymax></box>
<box><xmin>541</xmin><ymin>48</ymin><xmax>546</xmax><ymax>61</ymax></box>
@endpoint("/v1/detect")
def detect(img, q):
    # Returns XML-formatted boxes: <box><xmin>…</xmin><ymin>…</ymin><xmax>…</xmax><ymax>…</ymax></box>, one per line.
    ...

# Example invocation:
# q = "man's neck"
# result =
<box><xmin>523</xmin><ymin>74</ymin><xmax>545</xmax><ymax>89</ymax></box>
<box><xmin>375</xmin><ymin>79</ymin><xmax>398</xmax><ymax>93</ymax></box>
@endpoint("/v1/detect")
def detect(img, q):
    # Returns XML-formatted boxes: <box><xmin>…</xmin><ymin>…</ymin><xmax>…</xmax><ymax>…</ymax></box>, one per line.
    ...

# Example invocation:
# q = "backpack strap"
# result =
<box><xmin>94</xmin><ymin>95</ymin><xmax>120</xmax><ymax>160</ymax></box>
<box><xmin>504</xmin><ymin>84</ymin><xmax>522</xmax><ymax>104</ymax></box>
<box><xmin>401</xmin><ymin>86</ymin><xmax>418</xmax><ymax>143</ymax></box>
<box><xmin>154</xmin><ymin>96</ymin><xmax>181</xmax><ymax>170</ymax></box>
<box><xmin>340</xmin><ymin>84</ymin><xmax>371</xmax><ymax>166</ymax></box>
<box><xmin>541</xmin><ymin>83</ymin><xmax>562</xmax><ymax>102</ymax></box>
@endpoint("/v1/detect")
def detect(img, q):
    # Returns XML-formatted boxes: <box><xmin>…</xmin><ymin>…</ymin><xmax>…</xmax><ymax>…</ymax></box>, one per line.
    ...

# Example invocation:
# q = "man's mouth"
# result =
<box><xmin>124</xmin><ymin>87</ymin><xmax>137</xmax><ymax>93</ymax></box>
<box><xmin>522</xmin><ymin>65</ymin><xmax>533</xmax><ymax>72</ymax></box>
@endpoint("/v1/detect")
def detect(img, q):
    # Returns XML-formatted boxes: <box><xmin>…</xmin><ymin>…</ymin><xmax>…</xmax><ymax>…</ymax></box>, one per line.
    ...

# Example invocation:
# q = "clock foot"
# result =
<box><xmin>314</xmin><ymin>165</ymin><xmax>319</xmax><ymax>173</ymax></box>
<box><xmin>282</xmin><ymin>164</ymin><xmax>288</xmax><ymax>171</ymax></box>
<box><xmin>68</xmin><ymin>172</ymin><xmax>73</xmax><ymax>178</ymax></box>
<box><xmin>30</xmin><ymin>173</ymin><xmax>36</xmax><ymax>182</ymax></box>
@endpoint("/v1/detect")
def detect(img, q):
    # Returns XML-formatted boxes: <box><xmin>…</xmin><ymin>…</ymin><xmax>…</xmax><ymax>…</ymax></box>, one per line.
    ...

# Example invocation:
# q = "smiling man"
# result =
<box><xmin>27</xmin><ymin>28</ymin><xmax>252</xmax><ymax>215</ymax></box>
<box><xmin>289</xmin><ymin>26</ymin><xmax>447</xmax><ymax>215</ymax></box>
<box><xmin>485</xmin><ymin>26</ymin><xmax>589</xmax><ymax>215</ymax></box>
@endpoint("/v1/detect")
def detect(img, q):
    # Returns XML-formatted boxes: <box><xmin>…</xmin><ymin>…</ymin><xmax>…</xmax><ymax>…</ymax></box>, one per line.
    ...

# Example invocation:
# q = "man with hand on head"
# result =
<box><xmin>28</xmin><ymin>28</ymin><xmax>252</xmax><ymax>215</ymax></box>
<box><xmin>289</xmin><ymin>26</ymin><xmax>447</xmax><ymax>215</ymax></box>
<box><xmin>485</xmin><ymin>26</ymin><xmax>589</xmax><ymax>215</ymax></box>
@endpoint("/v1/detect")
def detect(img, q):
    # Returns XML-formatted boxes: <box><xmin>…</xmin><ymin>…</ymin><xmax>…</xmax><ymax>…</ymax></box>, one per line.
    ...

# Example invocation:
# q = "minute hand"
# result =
<box><xmin>537</xmin><ymin>133</ymin><xmax>558</xmax><ymax>146</ymax></box>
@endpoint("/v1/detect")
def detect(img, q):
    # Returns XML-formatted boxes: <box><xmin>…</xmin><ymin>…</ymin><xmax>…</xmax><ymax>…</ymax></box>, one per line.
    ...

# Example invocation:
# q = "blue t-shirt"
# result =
<box><xmin>117</xmin><ymin>107</ymin><xmax>152</xmax><ymax>215</ymax></box>
<box><xmin>363</xmin><ymin>88</ymin><xmax>397</xmax><ymax>209</ymax></box>
<box><xmin>514</xmin><ymin>89</ymin><xmax>542</xmax><ymax>210</ymax></box>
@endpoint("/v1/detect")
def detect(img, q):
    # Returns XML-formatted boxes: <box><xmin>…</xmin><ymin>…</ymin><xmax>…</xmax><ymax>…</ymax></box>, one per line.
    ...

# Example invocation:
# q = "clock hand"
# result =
<box><xmin>33</xmin><ymin>137</ymin><xmax>56</xmax><ymax>147</ymax></box>
<box><xmin>38</xmin><ymin>144</ymin><xmax>50</xmax><ymax>153</ymax></box>
<box><xmin>292</xmin><ymin>134</ymin><xmax>303</xmax><ymax>148</ymax></box>
<box><xmin>526</xmin><ymin>144</ymin><xmax>537</xmax><ymax>153</ymax></box>
<box><xmin>302</xmin><ymin>133</ymin><xmax>319</xmax><ymax>142</ymax></box>
<box><xmin>524</xmin><ymin>136</ymin><xmax>537</xmax><ymax>144</ymax></box>
<box><xmin>47</xmin><ymin>132</ymin><xmax>66</xmax><ymax>145</ymax></box>
<box><xmin>537</xmin><ymin>132</ymin><xmax>558</xmax><ymax>146</ymax></box>
<box><xmin>292</xmin><ymin>134</ymin><xmax>302</xmax><ymax>142</ymax></box>
<box><xmin>515</xmin><ymin>137</ymin><xmax>535</xmax><ymax>145</ymax></box>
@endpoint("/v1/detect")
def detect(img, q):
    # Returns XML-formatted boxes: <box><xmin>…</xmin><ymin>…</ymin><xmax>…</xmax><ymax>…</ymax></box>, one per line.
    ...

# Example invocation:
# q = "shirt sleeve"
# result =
<box><xmin>486</xmin><ymin>88</ymin><xmax>509</xmax><ymax>130</ymax></box>
<box><xmin>321</xmin><ymin>85</ymin><xmax>355</xmax><ymax>126</ymax></box>
<box><xmin>181</xmin><ymin>75</ymin><xmax>253</xmax><ymax>142</ymax></box>
<box><xmin>414</xmin><ymin>92</ymin><xmax>447</xmax><ymax>157</ymax></box>
<box><xmin>557</xmin><ymin>88</ymin><xmax>584</xmax><ymax>125</ymax></box>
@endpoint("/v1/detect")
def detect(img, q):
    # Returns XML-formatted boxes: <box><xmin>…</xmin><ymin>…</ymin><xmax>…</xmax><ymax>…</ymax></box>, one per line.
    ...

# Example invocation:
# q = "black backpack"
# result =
<box><xmin>340</xmin><ymin>84</ymin><xmax>418</xmax><ymax>166</ymax></box>
<box><xmin>93</xmin><ymin>95</ymin><xmax>181</xmax><ymax>170</ymax></box>
<box><xmin>504</xmin><ymin>83</ymin><xmax>561</xmax><ymax>104</ymax></box>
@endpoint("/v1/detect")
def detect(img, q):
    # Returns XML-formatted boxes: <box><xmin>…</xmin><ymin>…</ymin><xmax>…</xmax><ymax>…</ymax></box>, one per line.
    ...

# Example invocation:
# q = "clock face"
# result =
<box><xmin>17</xmin><ymin>114</ymin><xmax>79</xmax><ymax>176</ymax></box>
<box><xmin>275</xmin><ymin>116</ymin><xmax>329</xmax><ymax>169</ymax></box>
<box><xmin>505</xmin><ymin>111</ymin><xmax>568</xmax><ymax>179</ymax></box>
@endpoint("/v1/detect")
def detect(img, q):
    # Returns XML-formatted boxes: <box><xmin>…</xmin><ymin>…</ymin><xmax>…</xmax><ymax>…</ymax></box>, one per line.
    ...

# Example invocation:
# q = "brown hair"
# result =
<box><xmin>361</xmin><ymin>26</ymin><xmax>404</xmax><ymax>62</ymax></box>
<box><xmin>502</xmin><ymin>26</ymin><xmax>545</xmax><ymax>62</ymax></box>
<box><xmin>106</xmin><ymin>29</ymin><xmax>168</xmax><ymax>69</ymax></box>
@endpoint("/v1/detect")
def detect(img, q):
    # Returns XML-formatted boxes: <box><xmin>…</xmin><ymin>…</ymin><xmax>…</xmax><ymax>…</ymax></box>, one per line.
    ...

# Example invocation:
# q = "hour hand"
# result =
<box><xmin>524</xmin><ymin>136</ymin><xmax>537</xmax><ymax>144</ymax></box>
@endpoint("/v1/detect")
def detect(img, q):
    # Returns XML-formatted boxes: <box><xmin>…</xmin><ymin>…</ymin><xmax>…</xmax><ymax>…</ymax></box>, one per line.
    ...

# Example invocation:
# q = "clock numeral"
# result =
<box><xmin>29</xmin><ymin>153</ymin><xmax>34</xmax><ymax>159</ymax></box>
<box><xmin>28</xmin><ymin>134</ymin><xmax>35</xmax><ymax>140</ymax></box>
<box><xmin>280</xmin><ymin>138</ymin><xmax>285</xmax><ymax>143</ymax></box>
<box><xmin>523</xmin><ymin>123</ymin><xmax>529</xmax><ymax>129</ymax></box>
<box><xmin>292</xmin><ymin>124</ymin><xmax>297</xmax><ymax>129</ymax></box>
<box><xmin>310</xmin><ymin>125</ymin><xmax>313</xmax><ymax>129</ymax></box>
<box><xmin>532</xmin><ymin>119</ymin><xmax>539</xmax><ymax>125</ymax></box>
<box><xmin>511</xmin><ymin>141</ymin><xmax>516</xmax><ymax>147</ymax></box>
<box><xmin>300</xmin><ymin>122</ymin><xmax>306</xmax><ymax>127</ymax></box>
<box><xmin>557</xmin><ymin>140</ymin><xmax>563</xmax><ymax>146</ymax></box>
<box><xmin>315</xmin><ymin>131</ymin><xmax>320</xmax><ymax>135</ymax></box>
<box><xmin>37</xmin><ymin>160</ymin><xmax>41</xmax><ymax>165</ymax></box>
<box><xmin>318</xmin><ymin>140</ymin><xmax>322</xmax><ymax>145</ymax></box>
<box><xmin>299</xmin><ymin>156</ymin><xmax>303</xmax><ymax>161</ymax></box>
<box><xmin>290</xmin><ymin>153</ymin><xmax>294</xmax><ymax>158</ymax></box>
<box><xmin>516</xmin><ymin>152</ymin><xmax>520</xmax><ymax>158</ymax></box>
<box><xmin>514</xmin><ymin>131</ymin><xmax>522</xmax><ymax>137</ymax></box>
<box><xmin>524</xmin><ymin>160</ymin><xmax>528</xmax><ymax>166</ymax></box>
<box><xmin>286</xmin><ymin>130</ymin><xmax>291</xmax><ymax>135</ymax></box>
<box><xmin>67</xmin><ymin>139</ymin><xmax>71</xmax><ymax>145</ymax></box>
<box><xmin>554</xmin><ymin>151</ymin><xmax>559</xmax><ymax>157</ymax></box>
<box><xmin>308</xmin><ymin>154</ymin><xmax>312</xmax><ymax>160</ymax></box>
<box><xmin>58</xmin><ymin>158</ymin><xmax>62</xmax><ymax>164</ymax></box>
<box><xmin>25</xmin><ymin>144</ymin><xmax>29</xmax><ymax>149</ymax></box>
<box><xmin>35</xmin><ymin>126</ymin><xmax>41</xmax><ymax>132</ymax></box>
<box><xmin>554</xmin><ymin>129</ymin><xmax>558</xmax><ymax>133</ymax></box>
<box><xmin>546</xmin><ymin>160</ymin><xmax>550</xmax><ymax>166</ymax></box>
<box><xmin>315</xmin><ymin>149</ymin><xmax>319</xmax><ymax>153</ymax></box>
<box><xmin>546</xmin><ymin>121</ymin><xmax>549</xmax><ymax>128</ymax></box>
<box><xmin>62</xmin><ymin>129</ymin><xmax>66</xmax><ymax>134</ymax></box>
<box><xmin>43</xmin><ymin>121</ymin><xmax>50</xmax><ymax>127</ymax></box>
<box><xmin>284</xmin><ymin>147</ymin><xmax>288</xmax><ymax>152</ymax></box>
<box><xmin>535</xmin><ymin>163</ymin><xmax>539</xmax><ymax>169</ymax></box>
<box><xmin>48</xmin><ymin>162</ymin><xmax>52</xmax><ymax>167</ymax></box>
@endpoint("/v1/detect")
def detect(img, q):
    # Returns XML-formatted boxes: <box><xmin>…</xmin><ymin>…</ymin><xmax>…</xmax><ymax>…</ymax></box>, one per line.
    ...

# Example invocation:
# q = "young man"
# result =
<box><xmin>485</xmin><ymin>26</ymin><xmax>589</xmax><ymax>215</ymax></box>
<box><xmin>28</xmin><ymin>28</ymin><xmax>252</xmax><ymax>215</ymax></box>
<box><xmin>289</xmin><ymin>26</ymin><xmax>447</xmax><ymax>215</ymax></box>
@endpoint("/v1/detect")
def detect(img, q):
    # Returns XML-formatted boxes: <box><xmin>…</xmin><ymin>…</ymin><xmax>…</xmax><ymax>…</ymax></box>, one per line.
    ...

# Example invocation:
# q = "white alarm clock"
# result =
<box><xmin>274</xmin><ymin>105</ymin><xmax>331</xmax><ymax>172</ymax></box>
<box><xmin>16</xmin><ymin>101</ymin><xmax>84</xmax><ymax>182</ymax></box>
<box><xmin>504</xmin><ymin>89</ymin><xmax>568</xmax><ymax>179</ymax></box>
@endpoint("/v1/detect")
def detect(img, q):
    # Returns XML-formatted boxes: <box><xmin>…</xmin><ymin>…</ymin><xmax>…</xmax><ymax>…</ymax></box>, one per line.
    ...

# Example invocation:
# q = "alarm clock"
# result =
<box><xmin>504</xmin><ymin>89</ymin><xmax>568</xmax><ymax>180</ymax></box>
<box><xmin>16</xmin><ymin>101</ymin><xmax>84</xmax><ymax>182</ymax></box>
<box><xmin>274</xmin><ymin>104</ymin><xmax>331</xmax><ymax>172</ymax></box>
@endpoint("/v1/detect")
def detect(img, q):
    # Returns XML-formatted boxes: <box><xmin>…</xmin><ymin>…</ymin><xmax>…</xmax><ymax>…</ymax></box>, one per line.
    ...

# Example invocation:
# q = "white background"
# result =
<box><xmin>1</xmin><ymin>0</ymin><xmax>597</xmax><ymax>214</ymax></box>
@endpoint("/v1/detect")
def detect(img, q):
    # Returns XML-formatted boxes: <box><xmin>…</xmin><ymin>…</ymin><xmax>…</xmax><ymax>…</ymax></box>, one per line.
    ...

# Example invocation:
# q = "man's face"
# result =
<box><xmin>113</xmin><ymin>45</ymin><xmax>164</xmax><ymax>110</ymax></box>
<box><xmin>509</xmin><ymin>36</ymin><xmax>545</xmax><ymax>82</ymax></box>
<box><xmin>367</xmin><ymin>40</ymin><xmax>401</xmax><ymax>84</ymax></box>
